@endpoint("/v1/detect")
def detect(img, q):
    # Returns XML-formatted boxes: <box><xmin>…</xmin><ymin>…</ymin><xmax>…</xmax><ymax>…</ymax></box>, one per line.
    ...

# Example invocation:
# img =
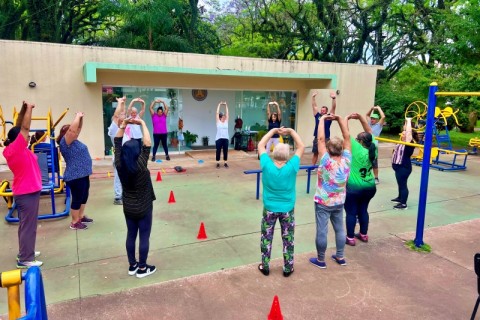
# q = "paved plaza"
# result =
<box><xmin>1</xmin><ymin>144</ymin><xmax>479</xmax><ymax>319</ymax></box>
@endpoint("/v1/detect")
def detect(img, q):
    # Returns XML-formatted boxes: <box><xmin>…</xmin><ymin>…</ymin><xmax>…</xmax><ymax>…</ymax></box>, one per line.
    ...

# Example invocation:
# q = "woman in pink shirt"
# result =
<box><xmin>149</xmin><ymin>99</ymin><xmax>170</xmax><ymax>161</ymax></box>
<box><xmin>3</xmin><ymin>101</ymin><xmax>43</xmax><ymax>268</ymax></box>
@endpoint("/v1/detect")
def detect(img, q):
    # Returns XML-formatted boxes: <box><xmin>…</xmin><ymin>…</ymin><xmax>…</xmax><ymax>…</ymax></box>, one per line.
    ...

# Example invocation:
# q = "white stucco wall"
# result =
<box><xmin>0</xmin><ymin>40</ymin><xmax>381</xmax><ymax>157</ymax></box>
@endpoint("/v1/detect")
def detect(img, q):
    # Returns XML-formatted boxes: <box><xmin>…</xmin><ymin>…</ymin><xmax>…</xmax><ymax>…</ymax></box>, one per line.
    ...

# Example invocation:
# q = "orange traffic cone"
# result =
<box><xmin>197</xmin><ymin>222</ymin><xmax>207</xmax><ymax>240</ymax></box>
<box><xmin>168</xmin><ymin>190</ymin><xmax>176</xmax><ymax>203</ymax></box>
<box><xmin>267</xmin><ymin>296</ymin><xmax>283</xmax><ymax>320</ymax></box>
<box><xmin>156</xmin><ymin>171</ymin><xmax>162</xmax><ymax>182</ymax></box>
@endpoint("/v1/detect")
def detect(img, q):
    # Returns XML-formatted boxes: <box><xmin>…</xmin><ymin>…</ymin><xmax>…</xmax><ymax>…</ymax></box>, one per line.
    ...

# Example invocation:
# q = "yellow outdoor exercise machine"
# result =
<box><xmin>411</xmin><ymin>83</ymin><xmax>480</xmax><ymax>248</ymax></box>
<box><xmin>0</xmin><ymin>105</ymin><xmax>71</xmax><ymax>223</ymax></box>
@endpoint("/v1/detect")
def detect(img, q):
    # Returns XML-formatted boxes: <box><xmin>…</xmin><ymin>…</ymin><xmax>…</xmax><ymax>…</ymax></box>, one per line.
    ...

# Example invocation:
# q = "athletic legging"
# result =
<box><xmin>215</xmin><ymin>138</ymin><xmax>229</xmax><ymax>161</ymax></box>
<box><xmin>260</xmin><ymin>208</ymin><xmax>295</xmax><ymax>273</ymax></box>
<box><xmin>125</xmin><ymin>207</ymin><xmax>153</xmax><ymax>268</ymax></box>
<box><xmin>152</xmin><ymin>133</ymin><xmax>169</xmax><ymax>157</ymax></box>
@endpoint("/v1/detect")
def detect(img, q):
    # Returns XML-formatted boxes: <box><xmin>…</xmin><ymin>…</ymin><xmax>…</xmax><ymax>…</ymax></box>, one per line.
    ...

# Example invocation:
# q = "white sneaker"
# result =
<box><xmin>136</xmin><ymin>265</ymin><xmax>156</xmax><ymax>278</ymax></box>
<box><xmin>375</xmin><ymin>178</ymin><xmax>380</xmax><ymax>185</ymax></box>
<box><xmin>17</xmin><ymin>260</ymin><xmax>43</xmax><ymax>269</ymax></box>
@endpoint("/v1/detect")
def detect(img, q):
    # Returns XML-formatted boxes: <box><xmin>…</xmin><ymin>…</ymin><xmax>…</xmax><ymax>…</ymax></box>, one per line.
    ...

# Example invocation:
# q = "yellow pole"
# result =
<box><xmin>0</xmin><ymin>269</ymin><xmax>23</xmax><ymax>319</ymax></box>
<box><xmin>375</xmin><ymin>137</ymin><xmax>424</xmax><ymax>148</ymax></box>
<box><xmin>435</xmin><ymin>92</ymin><xmax>480</xmax><ymax>96</ymax></box>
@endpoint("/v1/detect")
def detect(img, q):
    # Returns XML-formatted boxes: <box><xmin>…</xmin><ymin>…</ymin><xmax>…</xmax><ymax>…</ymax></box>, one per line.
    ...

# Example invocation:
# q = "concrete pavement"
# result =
<box><xmin>1</xmin><ymin>144</ymin><xmax>479</xmax><ymax>319</ymax></box>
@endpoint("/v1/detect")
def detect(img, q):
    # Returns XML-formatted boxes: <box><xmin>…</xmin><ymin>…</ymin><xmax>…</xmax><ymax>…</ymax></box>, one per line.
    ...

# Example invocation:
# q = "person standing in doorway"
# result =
<box><xmin>215</xmin><ymin>101</ymin><xmax>229</xmax><ymax>168</ymax></box>
<box><xmin>366</xmin><ymin>106</ymin><xmax>386</xmax><ymax>184</ymax></box>
<box><xmin>3</xmin><ymin>102</ymin><xmax>43</xmax><ymax>268</ymax></box>
<box><xmin>265</xmin><ymin>101</ymin><xmax>282</xmax><ymax>154</ymax></box>
<box><xmin>149</xmin><ymin>99</ymin><xmax>170</xmax><ymax>162</ymax></box>
<box><xmin>311</xmin><ymin>91</ymin><xmax>337</xmax><ymax>171</ymax></box>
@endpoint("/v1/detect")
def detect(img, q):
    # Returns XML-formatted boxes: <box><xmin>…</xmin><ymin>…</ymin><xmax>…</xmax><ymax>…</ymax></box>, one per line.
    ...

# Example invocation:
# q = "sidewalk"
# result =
<box><xmin>1</xmin><ymin>144</ymin><xmax>479</xmax><ymax>319</ymax></box>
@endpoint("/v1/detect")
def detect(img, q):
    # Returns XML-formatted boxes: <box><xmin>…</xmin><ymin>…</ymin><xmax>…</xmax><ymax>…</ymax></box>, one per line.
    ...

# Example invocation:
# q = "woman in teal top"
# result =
<box><xmin>344</xmin><ymin>113</ymin><xmax>377</xmax><ymax>246</ymax></box>
<box><xmin>257</xmin><ymin>127</ymin><xmax>304</xmax><ymax>277</ymax></box>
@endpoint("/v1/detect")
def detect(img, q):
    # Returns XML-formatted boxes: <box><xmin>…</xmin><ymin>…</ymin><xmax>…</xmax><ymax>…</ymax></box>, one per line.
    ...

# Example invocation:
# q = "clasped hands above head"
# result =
<box><xmin>124</xmin><ymin>118</ymin><xmax>143</xmax><ymax>125</ymax></box>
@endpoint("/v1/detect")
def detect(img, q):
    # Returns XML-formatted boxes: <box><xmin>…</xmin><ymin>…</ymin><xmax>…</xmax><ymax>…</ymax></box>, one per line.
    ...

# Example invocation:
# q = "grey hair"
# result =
<box><xmin>326</xmin><ymin>136</ymin><xmax>344</xmax><ymax>156</ymax></box>
<box><xmin>272</xmin><ymin>143</ymin><xmax>290</xmax><ymax>161</ymax></box>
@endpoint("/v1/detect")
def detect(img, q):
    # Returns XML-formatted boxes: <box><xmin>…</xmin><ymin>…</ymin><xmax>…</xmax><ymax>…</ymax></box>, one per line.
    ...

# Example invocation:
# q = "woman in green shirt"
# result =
<box><xmin>344</xmin><ymin>113</ymin><xmax>377</xmax><ymax>246</ymax></box>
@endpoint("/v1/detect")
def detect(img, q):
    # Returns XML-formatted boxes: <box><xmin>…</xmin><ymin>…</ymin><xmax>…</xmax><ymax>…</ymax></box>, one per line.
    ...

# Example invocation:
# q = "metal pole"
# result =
<box><xmin>414</xmin><ymin>82</ymin><xmax>438</xmax><ymax>247</ymax></box>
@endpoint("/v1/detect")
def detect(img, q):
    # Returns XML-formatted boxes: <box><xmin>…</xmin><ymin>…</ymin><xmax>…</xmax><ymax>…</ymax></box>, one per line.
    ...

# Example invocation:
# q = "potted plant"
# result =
<box><xmin>184</xmin><ymin>130</ymin><xmax>198</xmax><ymax>147</ymax></box>
<box><xmin>169</xmin><ymin>131</ymin><xmax>178</xmax><ymax>147</ymax></box>
<box><xmin>202</xmin><ymin>136</ymin><xmax>209</xmax><ymax>146</ymax></box>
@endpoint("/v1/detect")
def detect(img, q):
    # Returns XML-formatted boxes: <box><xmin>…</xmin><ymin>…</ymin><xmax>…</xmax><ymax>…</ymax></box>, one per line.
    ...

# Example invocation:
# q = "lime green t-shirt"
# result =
<box><xmin>260</xmin><ymin>153</ymin><xmax>300</xmax><ymax>212</ymax></box>
<box><xmin>347</xmin><ymin>136</ymin><xmax>376</xmax><ymax>191</ymax></box>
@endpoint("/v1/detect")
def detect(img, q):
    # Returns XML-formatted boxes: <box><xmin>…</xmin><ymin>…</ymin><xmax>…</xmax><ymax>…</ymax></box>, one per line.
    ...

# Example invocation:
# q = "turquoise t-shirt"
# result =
<box><xmin>260</xmin><ymin>153</ymin><xmax>300</xmax><ymax>212</ymax></box>
<box><xmin>347</xmin><ymin>136</ymin><xmax>376</xmax><ymax>192</ymax></box>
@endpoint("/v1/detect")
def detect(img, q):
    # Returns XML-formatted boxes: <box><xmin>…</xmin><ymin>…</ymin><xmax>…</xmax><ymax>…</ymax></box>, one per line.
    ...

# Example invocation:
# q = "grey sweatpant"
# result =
<box><xmin>314</xmin><ymin>202</ymin><xmax>346</xmax><ymax>261</ymax></box>
<box><xmin>15</xmin><ymin>191</ymin><xmax>41</xmax><ymax>262</ymax></box>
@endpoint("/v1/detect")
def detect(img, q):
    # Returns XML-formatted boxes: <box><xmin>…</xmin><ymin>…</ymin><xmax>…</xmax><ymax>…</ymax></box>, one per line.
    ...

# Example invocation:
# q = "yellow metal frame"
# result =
<box><xmin>0</xmin><ymin>106</ymin><xmax>70</xmax><ymax>202</ymax></box>
<box><xmin>0</xmin><ymin>269</ymin><xmax>23</xmax><ymax>319</ymax></box>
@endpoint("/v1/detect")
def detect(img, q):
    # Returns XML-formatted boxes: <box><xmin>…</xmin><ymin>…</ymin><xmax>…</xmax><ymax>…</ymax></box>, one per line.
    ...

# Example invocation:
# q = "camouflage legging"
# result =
<box><xmin>260</xmin><ymin>208</ymin><xmax>295</xmax><ymax>273</ymax></box>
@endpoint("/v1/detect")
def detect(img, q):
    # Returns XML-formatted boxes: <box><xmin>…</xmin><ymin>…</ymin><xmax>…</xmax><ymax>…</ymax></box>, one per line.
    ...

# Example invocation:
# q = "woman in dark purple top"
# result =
<box><xmin>265</xmin><ymin>101</ymin><xmax>282</xmax><ymax>154</ymax></box>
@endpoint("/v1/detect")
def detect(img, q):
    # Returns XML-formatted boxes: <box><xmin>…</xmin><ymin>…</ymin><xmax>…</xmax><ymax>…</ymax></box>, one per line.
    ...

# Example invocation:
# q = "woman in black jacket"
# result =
<box><xmin>115</xmin><ymin>117</ymin><xmax>156</xmax><ymax>278</ymax></box>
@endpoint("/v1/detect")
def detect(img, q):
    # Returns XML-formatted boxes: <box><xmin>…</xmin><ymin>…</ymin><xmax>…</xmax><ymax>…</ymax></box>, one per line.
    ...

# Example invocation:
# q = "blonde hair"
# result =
<box><xmin>326</xmin><ymin>136</ymin><xmax>344</xmax><ymax>156</ymax></box>
<box><xmin>272</xmin><ymin>143</ymin><xmax>290</xmax><ymax>161</ymax></box>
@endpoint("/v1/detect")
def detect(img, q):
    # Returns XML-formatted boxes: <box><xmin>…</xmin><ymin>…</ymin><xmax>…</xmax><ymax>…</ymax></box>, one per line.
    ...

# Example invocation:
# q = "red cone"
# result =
<box><xmin>268</xmin><ymin>295</ymin><xmax>283</xmax><ymax>320</ymax></box>
<box><xmin>156</xmin><ymin>171</ymin><xmax>162</xmax><ymax>182</ymax></box>
<box><xmin>168</xmin><ymin>190</ymin><xmax>176</xmax><ymax>203</ymax></box>
<box><xmin>197</xmin><ymin>222</ymin><xmax>207</xmax><ymax>240</ymax></box>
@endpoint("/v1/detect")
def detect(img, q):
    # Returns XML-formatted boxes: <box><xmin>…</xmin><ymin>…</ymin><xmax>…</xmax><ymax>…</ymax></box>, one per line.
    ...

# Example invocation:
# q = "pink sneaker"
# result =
<box><xmin>355</xmin><ymin>233</ymin><xmax>369</xmax><ymax>242</ymax></box>
<box><xmin>70</xmin><ymin>221</ymin><xmax>88</xmax><ymax>230</ymax></box>
<box><xmin>346</xmin><ymin>237</ymin><xmax>356</xmax><ymax>246</ymax></box>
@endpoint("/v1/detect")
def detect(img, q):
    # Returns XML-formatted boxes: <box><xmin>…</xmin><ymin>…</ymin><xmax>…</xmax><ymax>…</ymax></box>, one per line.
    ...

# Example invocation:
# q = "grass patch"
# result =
<box><xmin>405</xmin><ymin>240</ymin><xmax>431</xmax><ymax>253</ymax></box>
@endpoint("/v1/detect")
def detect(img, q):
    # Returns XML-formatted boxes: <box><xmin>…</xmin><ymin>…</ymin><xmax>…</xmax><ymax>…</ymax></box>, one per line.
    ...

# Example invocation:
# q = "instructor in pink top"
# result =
<box><xmin>149</xmin><ymin>99</ymin><xmax>170</xmax><ymax>161</ymax></box>
<box><xmin>3</xmin><ymin>101</ymin><xmax>43</xmax><ymax>268</ymax></box>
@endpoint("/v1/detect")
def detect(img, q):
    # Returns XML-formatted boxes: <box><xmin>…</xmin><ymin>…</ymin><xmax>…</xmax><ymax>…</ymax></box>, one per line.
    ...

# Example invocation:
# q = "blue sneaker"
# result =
<box><xmin>309</xmin><ymin>257</ymin><xmax>326</xmax><ymax>269</ymax></box>
<box><xmin>331</xmin><ymin>255</ymin><xmax>347</xmax><ymax>266</ymax></box>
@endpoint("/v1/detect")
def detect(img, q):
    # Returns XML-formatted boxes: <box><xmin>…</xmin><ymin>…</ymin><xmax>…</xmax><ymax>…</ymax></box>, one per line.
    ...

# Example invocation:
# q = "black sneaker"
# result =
<box><xmin>136</xmin><ymin>265</ymin><xmax>156</xmax><ymax>278</ymax></box>
<box><xmin>394</xmin><ymin>203</ymin><xmax>408</xmax><ymax>210</ymax></box>
<box><xmin>224</xmin><ymin>163</ymin><xmax>229</xmax><ymax>168</ymax></box>
<box><xmin>216</xmin><ymin>163</ymin><xmax>220</xmax><ymax>169</ymax></box>
<box><xmin>128</xmin><ymin>262</ymin><xmax>139</xmax><ymax>276</ymax></box>
<box><xmin>166</xmin><ymin>155</ymin><xmax>170</xmax><ymax>161</ymax></box>
<box><xmin>151</xmin><ymin>156</ymin><xmax>156</xmax><ymax>162</ymax></box>
<box><xmin>391</xmin><ymin>198</ymin><xmax>401</xmax><ymax>203</ymax></box>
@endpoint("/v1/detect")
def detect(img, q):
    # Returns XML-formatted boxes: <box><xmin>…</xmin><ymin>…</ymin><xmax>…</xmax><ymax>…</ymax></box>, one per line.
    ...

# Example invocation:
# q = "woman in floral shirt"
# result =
<box><xmin>310</xmin><ymin>114</ymin><xmax>351</xmax><ymax>269</ymax></box>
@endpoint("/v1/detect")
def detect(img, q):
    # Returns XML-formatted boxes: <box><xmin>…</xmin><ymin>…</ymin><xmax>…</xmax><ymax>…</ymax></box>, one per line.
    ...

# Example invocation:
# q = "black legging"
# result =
<box><xmin>215</xmin><ymin>138</ymin><xmax>229</xmax><ymax>161</ymax></box>
<box><xmin>152</xmin><ymin>133</ymin><xmax>169</xmax><ymax>157</ymax></box>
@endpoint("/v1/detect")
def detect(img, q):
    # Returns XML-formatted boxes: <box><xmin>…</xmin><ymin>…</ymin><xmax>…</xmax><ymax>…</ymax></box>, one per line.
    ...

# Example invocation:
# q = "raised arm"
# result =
<box><xmin>17</xmin><ymin>101</ymin><xmax>34</xmax><ymax>142</ymax></box>
<box><xmin>266</xmin><ymin>102</ymin><xmax>271</xmax><ymax>119</ymax></box>
<box><xmin>337</xmin><ymin>116</ymin><xmax>351</xmax><ymax>151</ymax></box>
<box><xmin>127</xmin><ymin>99</ymin><xmax>135</xmax><ymax>117</ymax></box>
<box><xmin>284</xmin><ymin>128</ymin><xmax>304</xmax><ymax>158</ymax></box>
<box><xmin>140</xmin><ymin>119</ymin><xmax>151</xmax><ymax>147</ymax></box>
<box><xmin>224</xmin><ymin>102</ymin><xmax>229</xmax><ymax>121</ymax></box>
<box><xmin>311</xmin><ymin>91</ymin><xmax>319</xmax><ymax>116</ymax></box>
<box><xmin>275</xmin><ymin>101</ymin><xmax>282</xmax><ymax>121</ymax></box>
<box><xmin>149</xmin><ymin>100</ymin><xmax>156</xmax><ymax>115</ymax></box>
<box><xmin>216</xmin><ymin>102</ymin><xmax>222</xmax><ymax>123</ymax></box>
<box><xmin>376</xmin><ymin>106</ymin><xmax>386</xmax><ymax>125</ymax></box>
<box><xmin>346</xmin><ymin>113</ymin><xmax>372</xmax><ymax>134</ymax></box>
<box><xmin>329</xmin><ymin>91</ymin><xmax>337</xmax><ymax>114</ymax></box>
<box><xmin>138</xmin><ymin>98</ymin><xmax>146</xmax><ymax>118</ymax></box>
<box><xmin>64</xmin><ymin>112</ymin><xmax>84</xmax><ymax>145</ymax></box>
<box><xmin>258</xmin><ymin>128</ymin><xmax>278</xmax><ymax>155</ymax></box>
<box><xmin>162</xmin><ymin>100</ymin><xmax>169</xmax><ymax>116</ymax></box>
<box><xmin>317</xmin><ymin>115</ymin><xmax>328</xmax><ymax>157</ymax></box>
<box><xmin>403</xmin><ymin>118</ymin><xmax>413</xmax><ymax>143</ymax></box>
